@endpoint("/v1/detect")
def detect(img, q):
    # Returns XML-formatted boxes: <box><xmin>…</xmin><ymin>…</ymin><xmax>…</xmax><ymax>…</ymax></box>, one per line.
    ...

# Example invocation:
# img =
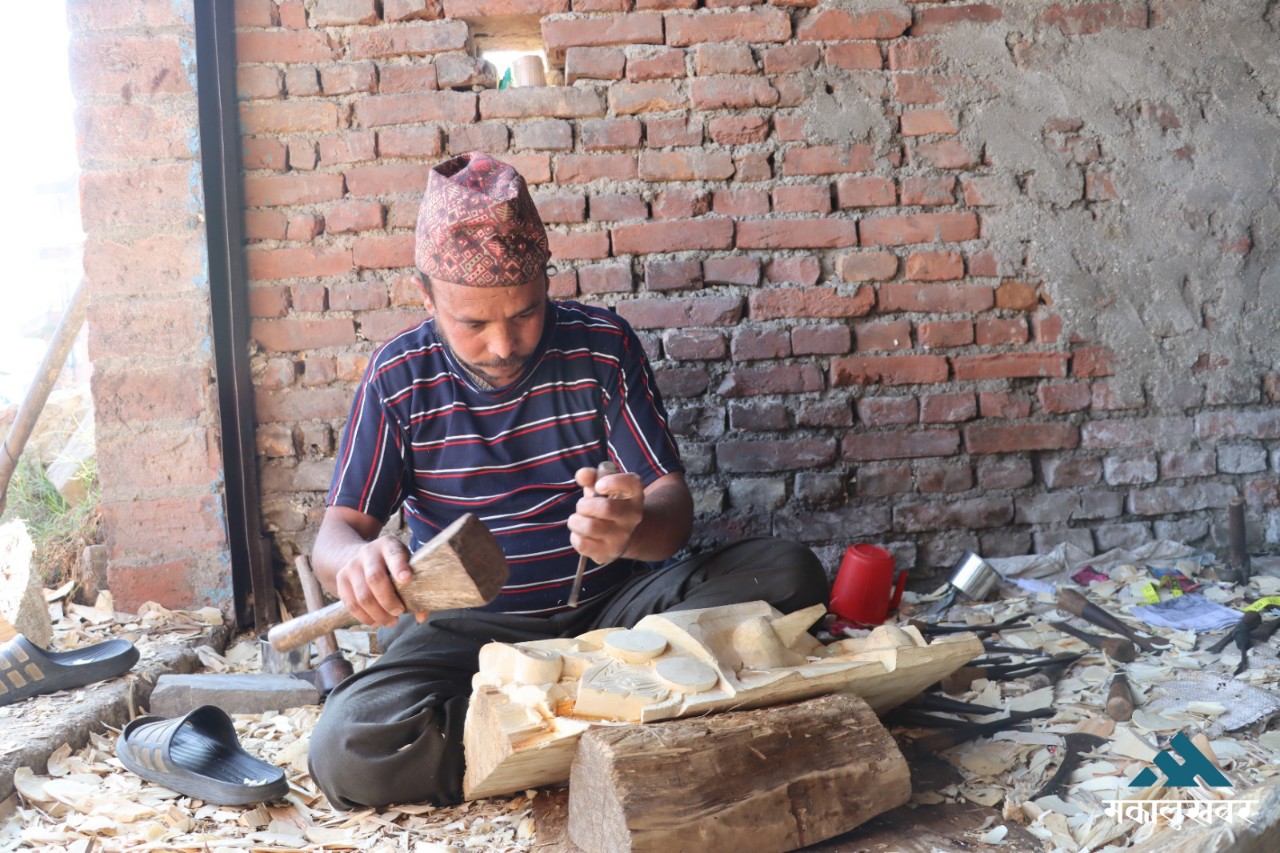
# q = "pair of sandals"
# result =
<box><xmin>2</xmin><ymin>633</ymin><xmax>286</xmax><ymax>805</ymax></box>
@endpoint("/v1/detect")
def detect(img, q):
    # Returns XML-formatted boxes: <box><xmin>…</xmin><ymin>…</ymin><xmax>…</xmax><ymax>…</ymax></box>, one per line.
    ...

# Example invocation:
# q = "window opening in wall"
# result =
<box><xmin>454</xmin><ymin>12</ymin><xmax>561</xmax><ymax>87</ymax></box>
<box><xmin>484</xmin><ymin>49</ymin><xmax>550</xmax><ymax>89</ymax></box>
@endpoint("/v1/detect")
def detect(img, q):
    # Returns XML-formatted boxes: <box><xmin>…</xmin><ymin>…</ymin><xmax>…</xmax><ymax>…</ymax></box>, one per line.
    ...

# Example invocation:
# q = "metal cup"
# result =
<box><xmin>948</xmin><ymin>551</ymin><xmax>1000</xmax><ymax>600</ymax></box>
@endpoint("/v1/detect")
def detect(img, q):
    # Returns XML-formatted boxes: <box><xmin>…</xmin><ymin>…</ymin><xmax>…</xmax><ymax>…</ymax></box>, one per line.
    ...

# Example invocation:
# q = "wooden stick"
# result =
<box><xmin>1049</xmin><ymin>620</ymin><xmax>1138</xmax><ymax>662</ymax></box>
<box><xmin>295</xmin><ymin>555</ymin><xmax>338</xmax><ymax>659</ymax></box>
<box><xmin>267</xmin><ymin>514</ymin><xmax>508</xmax><ymax>651</ymax></box>
<box><xmin>1106</xmin><ymin>674</ymin><xmax>1134</xmax><ymax>722</ymax></box>
<box><xmin>1056</xmin><ymin>588</ymin><xmax>1167</xmax><ymax>653</ymax></box>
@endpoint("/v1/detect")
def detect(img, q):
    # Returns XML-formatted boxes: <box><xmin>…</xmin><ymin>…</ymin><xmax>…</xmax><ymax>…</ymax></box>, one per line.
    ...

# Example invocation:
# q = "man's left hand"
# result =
<box><xmin>568</xmin><ymin>466</ymin><xmax>644</xmax><ymax>565</ymax></box>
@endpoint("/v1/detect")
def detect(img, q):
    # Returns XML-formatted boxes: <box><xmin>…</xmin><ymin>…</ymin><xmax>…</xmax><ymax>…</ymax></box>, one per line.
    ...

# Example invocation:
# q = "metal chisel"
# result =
<box><xmin>567</xmin><ymin>460</ymin><xmax>619</xmax><ymax>608</ymax></box>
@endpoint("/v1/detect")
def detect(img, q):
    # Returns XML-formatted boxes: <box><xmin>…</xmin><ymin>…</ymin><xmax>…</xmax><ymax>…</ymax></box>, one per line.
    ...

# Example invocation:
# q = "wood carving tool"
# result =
<box><xmin>904</xmin><ymin>694</ymin><xmax>1002</xmax><ymax>716</ymax></box>
<box><xmin>911</xmin><ymin>611</ymin><xmax>1030</xmax><ymax>638</ymax></box>
<box><xmin>1207</xmin><ymin>611</ymin><xmax>1261</xmax><ymax>673</ymax></box>
<box><xmin>1033</xmin><ymin>732</ymin><xmax>1110</xmax><ymax>800</ymax></box>
<box><xmin>567</xmin><ymin>460</ymin><xmax>620</xmax><ymax>608</ymax></box>
<box><xmin>1048</xmin><ymin>620</ymin><xmax>1138</xmax><ymax>662</ymax></box>
<box><xmin>1056</xmin><ymin>588</ymin><xmax>1169</xmax><ymax>653</ymax></box>
<box><xmin>913</xmin><ymin>707</ymin><xmax>1054</xmax><ymax>752</ymax></box>
<box><xmin>1106</xmin><ymin>673</ymin><xmax>1134</xmax><ymax>722</ymax></box>
<box><xmin>268</xmin><ymin>513</ymin><xmax>508</xmax><ymax>652</ymax></box>
<box><xmin>941</xmin><ymin>652</ymin><xmax>1082</xmax><ymax>693</ymax></box>
<box><xmin>1251</xmin><ymin>617</ymin><xmax>1280</xmax><ymax>643</ymax></box>
<box><xmin>1227</xmin><ymin>496</ymin><xmax>1251</xmax><ymax>584</ymax></box>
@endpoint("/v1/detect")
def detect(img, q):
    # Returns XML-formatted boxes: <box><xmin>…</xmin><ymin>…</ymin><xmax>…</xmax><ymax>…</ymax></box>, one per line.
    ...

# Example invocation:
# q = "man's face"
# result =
<box><xmin>422</xmin><ymin>273</ymin><xmax>549</xmax><ymax>387</ymax></box>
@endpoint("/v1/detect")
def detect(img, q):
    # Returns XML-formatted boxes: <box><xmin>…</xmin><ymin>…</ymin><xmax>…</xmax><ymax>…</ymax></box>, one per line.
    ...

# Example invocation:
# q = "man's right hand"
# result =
<box><xmin>333</xmin><ymin>535</ymin><xmax>416</xmax><ymax>628</ymax></box>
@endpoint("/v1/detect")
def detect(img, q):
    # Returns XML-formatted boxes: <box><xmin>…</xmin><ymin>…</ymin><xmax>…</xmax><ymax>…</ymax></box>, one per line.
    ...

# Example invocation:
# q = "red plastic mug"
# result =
<box><xmin>829</xmin><ymin>544</ymin><xmax>907</xmax><ymax>626</ymax></box>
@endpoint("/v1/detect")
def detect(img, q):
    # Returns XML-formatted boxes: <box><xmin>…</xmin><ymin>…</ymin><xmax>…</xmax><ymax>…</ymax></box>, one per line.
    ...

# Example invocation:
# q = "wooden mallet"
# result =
<box><xmin>268</xmin><ymin>514</ymin><xmax>508</xmax><ymax>652</ymax></box>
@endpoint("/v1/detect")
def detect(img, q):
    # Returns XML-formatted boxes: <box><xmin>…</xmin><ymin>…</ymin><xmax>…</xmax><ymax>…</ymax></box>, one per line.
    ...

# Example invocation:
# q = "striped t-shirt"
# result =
<box><xmin>327</xmin><ymin>300</ymin><xmax>684</xmax><ymax>615</ymax></box>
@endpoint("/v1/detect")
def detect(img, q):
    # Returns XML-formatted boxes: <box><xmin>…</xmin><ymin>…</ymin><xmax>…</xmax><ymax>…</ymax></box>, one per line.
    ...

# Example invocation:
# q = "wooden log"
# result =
<box><xmin>567</xmin><ymin>693</ymin><xmax>911</xmax><ymax>853</ymax></box>
<box><xmin>0</xmin><ymin>520</ymin><xmax>53</xmax><ymax>647</ymax></box>
<box><xmin>462</xmin><ymin>600</ymin><xmax>982</xmax><ymax>799</ymax></box>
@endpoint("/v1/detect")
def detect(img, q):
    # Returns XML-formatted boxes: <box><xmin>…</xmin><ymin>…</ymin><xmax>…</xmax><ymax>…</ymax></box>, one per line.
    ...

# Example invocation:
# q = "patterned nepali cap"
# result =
<box><xmin>415</xmin><ymin>152</ymin><xmax>550</xmax><ymax>288</ymax></box>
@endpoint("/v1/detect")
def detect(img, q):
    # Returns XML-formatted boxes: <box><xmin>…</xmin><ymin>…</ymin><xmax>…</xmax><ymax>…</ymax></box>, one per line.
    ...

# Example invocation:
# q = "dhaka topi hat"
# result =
<box><xmin>415</xmin><ymin>151</ymin><xmax>551</xmax><ymax>288</ymax></box>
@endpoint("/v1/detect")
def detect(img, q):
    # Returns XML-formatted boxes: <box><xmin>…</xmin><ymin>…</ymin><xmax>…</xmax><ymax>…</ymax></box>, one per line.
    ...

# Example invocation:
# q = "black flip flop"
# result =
<box><xmin>116</xmin><ymin>705</ymin><xmax>289</xmax><ymax>805</ymax></box>
<box><xmin>0</xmin><ymin>634</ymin><xmax>139</xmax><ymax>707</ymax></box>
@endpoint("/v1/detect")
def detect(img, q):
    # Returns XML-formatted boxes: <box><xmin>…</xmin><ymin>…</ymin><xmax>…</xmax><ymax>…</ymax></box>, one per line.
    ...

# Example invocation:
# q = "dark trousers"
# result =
<box><xmin>307</xmin><ymin>537</ymin><xmax>829</xmax><ymax>809</ymax></box>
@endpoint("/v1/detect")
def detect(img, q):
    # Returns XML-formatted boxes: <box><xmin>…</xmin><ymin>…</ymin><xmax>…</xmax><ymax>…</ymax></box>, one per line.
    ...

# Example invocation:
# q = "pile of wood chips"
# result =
<box><xmin>0</xmin><ymin>589</ymin><xmax>535</xmax><ymax>852</ymax></box>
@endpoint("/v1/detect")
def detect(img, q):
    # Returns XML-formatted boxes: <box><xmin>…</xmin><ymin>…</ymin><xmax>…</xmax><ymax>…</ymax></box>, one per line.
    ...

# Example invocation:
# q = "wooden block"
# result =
<box><xmin>0</xmin><ymin>520</ymin><xmax>52</xmax><ymax>647</ymax></box>
<box><xmin>567</xmin><ymin>693</ymin><xmax>911</xmax><ymax>853</ymax></box>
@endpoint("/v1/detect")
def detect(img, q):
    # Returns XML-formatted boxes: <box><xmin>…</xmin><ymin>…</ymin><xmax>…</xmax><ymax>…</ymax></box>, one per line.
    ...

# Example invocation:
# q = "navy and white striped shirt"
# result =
<box><xmin>327</xmin><ymin>301</ymin><xmax>684</xmax><ymax>615</ymax></box>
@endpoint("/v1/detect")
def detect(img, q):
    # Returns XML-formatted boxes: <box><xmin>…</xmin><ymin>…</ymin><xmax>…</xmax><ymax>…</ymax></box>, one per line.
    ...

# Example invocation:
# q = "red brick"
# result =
<box><xmin>534</xmin><ymin>193</ymin><xmax>587</xmax><ymax>224</ymax></box>
<box><xmin>961</xmin><ymin>176</ymin><xmax>1014</xmax><ymax>206</ymax></box>
<box><xmin>626</xmin><ymin>47</ymin><xmax>688</xmax><ymax>80</ymax></box>
<box><xmin>355</xmin><ymin>92</ymin><xmax>476</xmax><ymax>126</ymax></box>
<box><xmin>978</xmin><ymin>391</ymin><xmax>1033</xmax><ymax>419</ymax></box>
<box><xmin>900</xmin><ymin>109</ymin><xmax>957</xmax><ymax>136</ymax></box>
<box><xmin>663</xmin><ymin>329</ymin><xmax>725</xmax><ymax>360</ymax></box>
<box><xmin>613</xmin><ymin>218</ymin><xmax>733</xmax><ymax>254</ymax></box>
<box><xmin>325</xmin><ymin>200</ymin><xmax>384</xmax><ymax>234</ymax></box>
<box><xmin>895</xmin><ymin>495</ymin><xmax>1013</xmax><ymax>531</ymax></box>
<box><xmin>858</xmin><ymin>396</ymin><xmax>918</xmax><ymax>427</ymax></box>
<box><xmin>288</xmin><ymin>140</ymin><xmax>318</xmax><ymax>172</ymax></box>
<box><xmin>750</xmin><ymin>286</ymin><xmax>873</xmax><ymax>320</ymax></box>
<box><xmin>860</xmin><ymin>212</ymin><xmax>979</xmax><ymax>246</ymax></box>
<box><xmin>666</xmin><ymin>8</ymin><xmax>791</xmax><ymax>46</ymax></box>
<box><xmin>318</xmin><ymin>131</ymin><xmax>377</xmax><ymax>166</ymax></box>
<box><xmin>708</xmin><ymin>115</ymin><xmax>771</xmax><ymax>145</ymax></box>
<box><xmin>796</xmin><ymin>8</ymin><xmax>911</xmax><ymax>40</ymax></box>
<box><xmin>590</xmin><ymin>193</ymin><xmax>649</xmax><ymax>221</ymax></box>
<box><xmin>703</xmin><ymin>256</ymin><xmax>760</xmax><ymax>286</ymax></box>
<box><xmin>244</xmin><ymin>209</ymin><xmax>288</xmax><ymax>241</ymax></box>
<box><xmin>284</xmin><ymin>66</ymin><xmax>321</xmax><ymax>97</ymax></box>
<box><xmin>543</xmin><ymin>13</ymin><xmax>665</xmax><ymax>52</ymax></box>
<box><xmin>236</xmin><ymin>30</ymin><xmax>339</xmax><ymax>63</ymax></box>
<box><xmin>690</xmin><ymin>77</ymin><xmax>780</xmax><ymax>110</ymax></box>
<box><xmin>507</xmin><ymin>155</ymin><xmax>554</xmax><ymax>185</ymax></box>
<box><xmin>1073</xmin><ymin>346</ymin><xmax>1115</xmax><ymax>377</ymax></box>
<box><xmin>842</xmin><ymin>429</ymin><xmax>960</xmax><ymax>461</ymax></box>
<box><xmin>75</xmin><ymin>104</ymin><xmax>195</xmax><ymax>163</ymax></box>
<box><xmin>994</xmin><ymin>279</ymin><xmax>1039</xmax><ymax>311</ymax></box>
<box><xmin>480</xmin><ymin>87</ymin><xmax>606</xmax><ymax>119</ymax></box>
<box><xmin>378</xmin><ymin>64</ymin><xmax>439</xmax><ymax>92</ymax></box>
<box><xmin>564</xmin><ymin>46</ymin><xmax>626</xmax><ymax>84</ymax></box>
<box><xmin>774</xmin><ymin>115</ymin><xmax>807</xmax><ymax>142</ymax></box>
<box><xmin>718</xmin><ymin>438</ymin><xmax>836</xmax><ymax>472</ymax></box>
<box><xmin>345</xmin><ymin>163</ymin><xmax>432</xmax><ymax>197</ymax></box>
<box><xmin>904</xmin><ymin>251</ymin><xmax>963</xmax><ymax>281</ymax></box>
<box><xmin>645</xmin><ymin>260</ymin><xmax>704</xmax><ymax>291</ymax></box>
<box><xmin>548</xmin><ymin>230</ymin><xmax>611</xmax><ymax>260</ymax></box>
<box><xmin>556</xmin><ymin>153</ymin><xmax>638</xmax><ymax>183</ymax></box>
<box><xmin>513</xmin><ymin>120</ymin><xmax>574</xmax><ymax>151</ymax></box>
<box><xmin>888</xmin><ymin>39</ymin><xmax>937</xmax><ymax>71</ymax></box>
<box><xmin>93</xmin><ymin>364</ymin><xmax>208</xmax><ymax>425</ymax></box>
<box><xmin>1038</xmin><ymin>382</ymin><xmax>1092</xmax><ymax>413</ymax></box>
<box><xmin>251</xmin><ymin>317</ymin><xmax>356</xmax><ymax>352</ymax></box>
<box><xmin>445</xmin><ymin>122</ymin><xmax>509</xmax><ymax>155</ymax></box>
<box><xmin>278</xmin><ymin>1</ymin><xmax>307</xmax><ymax>28</ymax></box>
<box><xmin>916</xmin><ymin>460</ymin><xmax>975</xmax><ymax>494</ymax></box>
<box><xmin>765</xmin><ymin>256</ymin><xmax>821</xmax><ymax>285</ymax></box>
<box><xmin>966</xmin><ymin>251</ymin><xmax>998</xmax><ymax>278</ymax></box>
<box><xmin>772</xmin><ymin>184</ymin><xmax>832</xmax><ymax>214</ymax></box>
<box><xmin>286</xmin><ymin>214</ymin><xmax>322</xmax><ymax>241</ymax></box>
<box><xmin>329</xmin><ymin>280</ymin><xmax>390</xmax><ymax>312</ymax></box>
<box><xmin>920</xmin><ymin>392</ymin><xmax>977</xmax><ymax>423</ymax></box>
<box><xmin>1039</xmin><ymin>3</ymin><xmax>1148</xmax><ymax>35</ymax></box>
<box><xmin>917</xmin><ymin>320</ymin><xmax>974</xmax><ymax>348</ymax></box>
<box><xmin>246</xmin><ymin>246</ymin><xmax>353</xmax><ymax>281</ymax></box>
<box><xmin>1085</xmin><ymin>170</ymin><xmax>1118</xmax><ymax>201</ymax></box>
<box><xmin>763</xmin><ymin>44</ymin><xmax>820</xmax><ymax>74</ymax></box>
<box><xmin>1041</xmin><ymin>456</ymin><xmax>1103</xmax><ymax>488</ymax></box>
<box><xmin>695</xmin><ymin>43</ymin><xmax>755</xmax><ymax>76</ymax></box>
<box><xmin>646</xmin><ymin>116</ymin><xmax>703</xmax><ymax>146</ymax></box>
<box><xmin>69</xmin><ymin>0</ymin><xmax>204</xmax><ymax>29</ymax></box>
<box><xmin>312</xmin><ymin>0</ymin><xmax>378</xmax><ymax>25</ymax></box>
<box><xmin>900</xmin><ymin>176</ymin><xmax>956</xmax><ymax>206</ymax></box>
<box><xmin>378</xmin><ymin>126</ymin><xmax>444</xmax><ymax>158</ymax></box>
<box><xmin>893</xmin><ymin>73</ymin><xmax>943</xmax><ymax>104</ymax></box>
<box><xmin>737</xmin><ymin>219</ymin><xmax>857</xmax><ymax>249</ymax></box>
<box><xmin>237</xmin><ymin>66</ymin><xmax>282</xmax><ymax>100</ymax></box>
<box><xmin>1086</xmin><ymin>417</ymin><xmax>1195</xmax><ymax>447</ymax></box>
<box><xmin>912</xmin><ymin>139</ymin><xmax>980</xmax><ymax>169</ymax></box>
<box><xmin>1033</xmin><ymin>313</ymin><xmax>1064</xmax><ymax>343</ymax></box>
<box><xmin>650</xmin><ymin>186</ymin><xmax>710</xmax><ymax>218</ymax></box>
<box><xmin>838</xmin><ymin>252</ymin><xmax>898</xmax><ymax>282</ymax></box>
<box><xmin>87</xmin><ymin>297</ymin><xmax>209</xmax><ymax>362</ymax></box>
<box><xmin>831</xmin><ymin>355</ymin><xmax>948</xmax><ymax>386</ymax></box>
<box><xmin>854</xmin><ymin>320</ymin><xmax>912</xmax><ymax>351</ymax></box>
<box><xmin>964</xmin><ymin>423</ymin><xmax>1080</xmax><ymax>455</ymax></box>
<box><xmin>240</xmin><ymin>101</ymin><xmax>340</xmax><ymax>134</ymax></box>
<box><xmin>713</xmin><ymin>188</ymin><xmax>770</xmax><ymax>216</ymax></box>
<box><xmin>731</xmin><ymin>328</ymin><xmax>791</xmax><ymax>361</ymax></box>
<box><xmin>578</xmin><ymin>264</ymin><xmax>633</xmax><ymax>294</ymax></box>
<box><xmin>975</xmin><ymin>318</ymin><xmax>1029</xmax><ymax>346</ymax></box>
<box><xmin>80</xmin><ymin>165</ymin><xmax>200</xmax><ymax>231</ymax></box>
<box><xmin>718</xmin><ymin>364</ymin><xmax>824</xmax><ymax>397</ymax></box>
<box><xmin>791</xmin><ymin>324</ymin><xmax>851</xmax><ymax>356</ymax></box>
<box><xmin>783</xmin><ymin>145</ymin><xmax>875</xmax><ymax>175</ymax></box>
<box><xmin>640</xmin><ymin>150</ymin><xmax>734</xmax><ymax>181</ymax></box>
<box><xmin>953</xmin><ymin>353</ymin><xmax>1070</xmax><ymax>380</ymax></box>
<box><xmin>836</xmin><ymin>176</ymin><xmax>896</xmax><ymax>208</ymax></box>
<box><xmin>353</xmin><ymin>234</ymin><xmax>415</xmax><ymax>269</ymax></box>
<box><xmin>349</xmin><ymin>20</ymin><xmax>468</xmax><ymax>58</ymax></box>
<box><xmin>615</xmin><ymin>295</ymin><xmax>745</xmax><ymax>328</ymax></box>
<box><xmin>656</xmin><ymin>366</ymin><xmax>711</xmax><ymax>398</ymax></box>
<box><xmin>880</xmin><ymin>283</ymin><xmax>993</xmax><ymax>313</ymax></box>
<box><xmin>825</xmin><ymin>42</ymin><xmax>882</xmax><ymax>70</ymax></box>
<box><xmin>912</xmin><ymin>4</ymin><xmax>1003</xmax><ymax>36</ymax></box>
<box><xmin>320</xmin><ymin>62</ymin><xmax>378</xmax><ymax>94</ymax></box>
<box><xmin>444</xmin><ymin>0</ymin><xmax>566</xmax><ymax>13</ymax></box>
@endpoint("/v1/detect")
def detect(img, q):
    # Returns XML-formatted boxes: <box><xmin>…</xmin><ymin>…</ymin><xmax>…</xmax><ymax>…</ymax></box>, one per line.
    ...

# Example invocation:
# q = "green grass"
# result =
<box><xmin>1</xmin><ymin>455</ymin><xmax>101</xmax><ymax>589</ymax></box>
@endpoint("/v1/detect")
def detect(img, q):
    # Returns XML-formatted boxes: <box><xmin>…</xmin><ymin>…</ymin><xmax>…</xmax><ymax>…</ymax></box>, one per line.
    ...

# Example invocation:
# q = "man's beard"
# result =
<box><xmin>435</xmin><ymin>325</ymin><xmax>530</xmax><ymax>387</ymax></box>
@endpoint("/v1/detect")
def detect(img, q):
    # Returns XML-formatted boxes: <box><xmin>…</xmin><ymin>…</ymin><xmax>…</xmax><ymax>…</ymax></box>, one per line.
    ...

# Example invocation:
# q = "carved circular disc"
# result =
<box><xmin>655</xmin><ymin>657</ymin><xmax>719</xmax><ymax>693</ymax></box>
<box><xmin>603</xmin><ymin>629</ymin><xmax>668</xmax><ymax>663</ymax></box>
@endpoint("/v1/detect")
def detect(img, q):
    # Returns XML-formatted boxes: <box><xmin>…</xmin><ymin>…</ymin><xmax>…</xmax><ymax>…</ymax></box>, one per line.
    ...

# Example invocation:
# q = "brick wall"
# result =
<box><xmin>228</xmin><ymin>0</ymin><xmax>1277</xmax><ymax>589</ymax></box>
<box><xmin>68</xmin><ymin>1</ymin><xmax>235</xmax><ymax>612</ymax></box>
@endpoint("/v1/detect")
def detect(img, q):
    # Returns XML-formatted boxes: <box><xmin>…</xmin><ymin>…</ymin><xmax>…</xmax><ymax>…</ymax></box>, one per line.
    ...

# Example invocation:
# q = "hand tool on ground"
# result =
<box><xmin>1056</xmin><ymin>588</ymin><xmax>1169</xmax><ymax>653</ymax></box>
<box><xmin>1048</xmin><ymin>620</ymin><xmax>1138</xmax><ymax>662</ymax></box>
<box><xmin>1206</xmin><ymin>610</ymin><xmax>1262</xmax><ymax>674</ymax></box>
<box><xmin>268</xmin><ymin>513</ymin><xmax>508</xmax><ymax>652</ymax></box>
<box><xmin>293</xmin><ymin>554</ymin><xmax>355</xmax><ymax>697</ymax></box>
<box><xmin>567</xmin><ymin>460</ymin><xmax>620</xmax><ymax>608</ymax></box>
<box><xmin>1227</xmin><ymin>496</ymin><xmax>1251</xmax><ymax>585</ymax></box>
<box><xmin>1023</xmin><ymin>653</ymin><xmax>1082</xmax><ymax>691</ymax></box>
<box><xmin>982</xmin><ymin>641</ymin><xmax>1045</xmax><ymax>655</ymax></box>
<box><xmin>911</xmin><ymin>611</ymin><xmax>1030</xmax><ymax>638</ymax></box>
<box><xmin>1251</xmin><ymin>616</ymin><xmax>1280</xmax><ymax>643</ymax></box>
<box><xmin>941</xmin><ymin>652</ymin><xmax>1082</xmax><ymax>693</ymax></box>
<box><xmin>913</xmin><ymin>707</ymin><xmax>1055</xmax><ymax>752</ymax></box>
<box><xmin>887</xmin><ymin>709</ymin><xmax>975</xmax><ymax>729</ymax></box>
<box><xmin>1033</xmin><ymin>732</ymin><xmax>1110</xmax><ymax>800</ymax></box>
<box><xmin>1106</xmin><ymin>673</ymin><xmax>1134</xmax><ymax>722</ymax></box>
<box><xmin>904</xmin><ymin>694</ymin><xmax>1002</xmax><ymax>716</ymax></box>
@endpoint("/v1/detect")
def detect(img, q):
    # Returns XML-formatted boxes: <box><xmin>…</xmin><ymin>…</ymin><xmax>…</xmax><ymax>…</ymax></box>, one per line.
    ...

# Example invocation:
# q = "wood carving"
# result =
<box><xmin>462</xmin><ymin>600</ymin><xmax>982</xmax><ymax>800</ymax></box>
<box><xmin>567</xmin><ymin>692</ymin><xmax>912</xmax><ymax>853</ymax></box>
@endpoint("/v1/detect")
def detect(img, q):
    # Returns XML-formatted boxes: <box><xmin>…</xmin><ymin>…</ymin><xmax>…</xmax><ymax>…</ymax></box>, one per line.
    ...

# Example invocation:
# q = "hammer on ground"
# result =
<box><xmin>293</xmin><ymin>555</ymin><xmax>355</xmax><ymax>698</ymax></box>
<box><xmin>268</xmin><ymin>513</ymin><xmax>509</xmax><ymax>652</ymax></box>
<box><xmin>1049</xmin><ymin>620</ymin><xmax>1138</xmax><ymax>663</ymax></box>
<box><xmin>1033</xmin><ymin>732</ymin><xmax>1110</xmax><ymax>800</ymax></box>
<box><xmin>1056</xmin><ymin>588</ymin><xmax>1169</xmax><ymax>654</ymax></box>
